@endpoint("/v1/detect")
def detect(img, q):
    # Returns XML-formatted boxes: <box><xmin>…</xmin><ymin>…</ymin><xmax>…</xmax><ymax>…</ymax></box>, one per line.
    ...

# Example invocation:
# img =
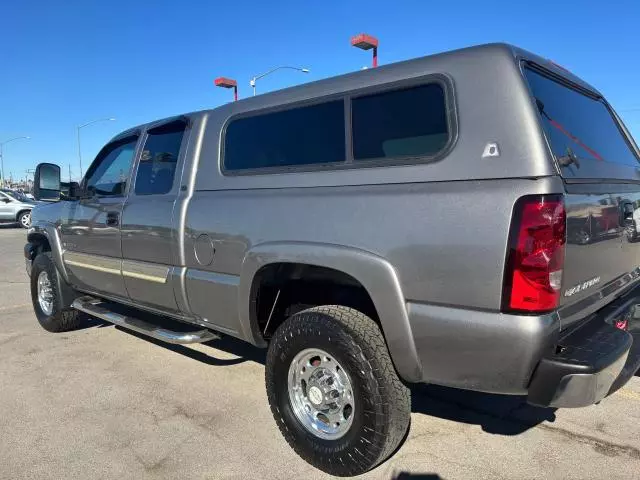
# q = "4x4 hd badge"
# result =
<box><xmin>564</xmin><ymin>276</ymin><xmax>601</xmax><ymax>297</ymax></box>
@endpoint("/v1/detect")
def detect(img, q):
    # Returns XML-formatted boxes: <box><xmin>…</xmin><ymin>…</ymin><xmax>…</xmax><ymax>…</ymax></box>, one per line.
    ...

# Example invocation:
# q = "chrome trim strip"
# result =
<box><xmin>63</xmin><ymin>253</ymin><xmax>170</xmax><ymax>284</ymax></box>
<box><xmin>122</xmin><ymin>259</ymin><xmax>169</xmax><ymax>284</ymax></box>
<box><xmin>64</xmin><ymin>252</ymin><xmax>122</xmax><ymax>275</ymax></box>
<box><xmin>65</xmin><ymin>260</ymin><xmax>121</xmax><ymax>275</ymax></box>
<box><xmin>186</xmin><ymin>269</ymin><xmax>240</xmax><ymax>286</ymax></box>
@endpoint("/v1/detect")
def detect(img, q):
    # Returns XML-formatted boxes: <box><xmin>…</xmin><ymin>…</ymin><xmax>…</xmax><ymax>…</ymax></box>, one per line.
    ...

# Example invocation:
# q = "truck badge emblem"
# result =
<box><xmin>482</xmin><ymin>142</ymin><xmax>500</xmax><ymax>158</ymax></box>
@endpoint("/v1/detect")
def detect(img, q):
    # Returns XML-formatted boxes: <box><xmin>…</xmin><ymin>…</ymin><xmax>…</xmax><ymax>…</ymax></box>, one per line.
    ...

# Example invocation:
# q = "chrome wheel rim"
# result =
<box><xmin>287</xmin><ymin>348</ymin><xmax>355</xmax><ymax>440</ymax></box>
<box><xmin>20</xmin><ymin>212</ymin><xmax>31</xmax><ymax>228</ymax></box>
<box><xmin>37</xmin><ymin>270</ymin><xmax>54</xmax><ymax>316</ymax></box>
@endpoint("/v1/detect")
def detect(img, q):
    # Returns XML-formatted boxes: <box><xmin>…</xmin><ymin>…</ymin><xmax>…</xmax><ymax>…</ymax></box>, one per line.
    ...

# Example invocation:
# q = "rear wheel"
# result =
<box><xmin>265</xmin><ymin>306</ymin><xmax>410</xmax><ymax>476</ymax></box>
<box><xmin>30</xmin><ymin>252</ymin><xmax>81</xmax><ymax>332</ymax></box>
<box><xmin>18</xmin><ymin>210</ymin><xmax>31</xmax><ymax>229</ymax></box>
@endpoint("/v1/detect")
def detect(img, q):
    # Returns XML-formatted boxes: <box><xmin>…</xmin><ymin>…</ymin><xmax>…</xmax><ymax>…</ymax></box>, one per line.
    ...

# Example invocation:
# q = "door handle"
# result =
<box><xmin>106</xmin><ymin>211</ymin><xmax>120</xmax><ymax>227</ymax></box>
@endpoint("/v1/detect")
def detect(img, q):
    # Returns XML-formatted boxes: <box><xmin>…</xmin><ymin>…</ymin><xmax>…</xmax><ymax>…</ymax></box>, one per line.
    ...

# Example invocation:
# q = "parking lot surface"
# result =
<box><xmin>1</xmin><ymin>225</ymin><xmax>639</xmax><ymax>479</ymax></box>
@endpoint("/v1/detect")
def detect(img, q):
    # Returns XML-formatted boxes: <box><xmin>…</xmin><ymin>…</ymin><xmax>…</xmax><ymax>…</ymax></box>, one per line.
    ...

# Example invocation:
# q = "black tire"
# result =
<box><xmin>626</xmin><ymin>223</ymin><xmax>637</xmax><ymax>243</ymax></box>
<box><xmin>578</xmin><ymin>230</ymin><xmax>591</xmax><ymax>245</ymax></box>
<box><xmin>17</xmin><ymin>210</ymin><xmax>31</xmax><ymax>229</ymax></box>
<box><xmin>265</xmin><ymin>305</ymin><xmax>410</xmax><ymax>476</ymax></box>
<box><xmin>30</xmin><ymin>252</ymin><xmax>81</xmax><ymax>332</ymax></box>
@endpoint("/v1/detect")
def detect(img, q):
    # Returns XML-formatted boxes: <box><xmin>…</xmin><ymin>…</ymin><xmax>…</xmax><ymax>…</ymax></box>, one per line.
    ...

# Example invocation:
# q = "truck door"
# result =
<box><xmin>59</xmin><ymin>135</ymin><xmax>139</xmax><ymax>300</ymax></box>
<box><xmin>120</xmin><ymin>118</ymin><xmax>189</xmax><ymax>313</ymax></box>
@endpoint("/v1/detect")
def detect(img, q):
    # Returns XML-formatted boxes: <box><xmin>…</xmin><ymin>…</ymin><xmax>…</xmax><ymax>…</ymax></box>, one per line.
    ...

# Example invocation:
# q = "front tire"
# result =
<box><xmin>30</xmin><ymin>252</ymin><xmax>81</xmax><ymax>332</ymax></box>
<box><xmin>18</xmin><ymin>210</ymin><xmax>31</xmax><ymax>229</ymax></box>
<box><xmin>265</xmin><ymin>306</ymin><xmax>410</xmax><ymax>476</ymax></box>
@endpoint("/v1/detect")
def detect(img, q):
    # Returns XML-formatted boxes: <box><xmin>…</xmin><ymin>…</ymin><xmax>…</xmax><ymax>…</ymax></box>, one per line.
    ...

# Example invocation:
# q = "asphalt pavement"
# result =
<box><xmin>1</xmin><ymin>224</ymin><xmax>639</xmax><ymax>479</ymax></box>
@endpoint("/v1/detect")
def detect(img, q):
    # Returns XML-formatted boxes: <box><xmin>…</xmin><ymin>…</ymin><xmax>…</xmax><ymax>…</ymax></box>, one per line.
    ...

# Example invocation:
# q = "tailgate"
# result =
<box><xmin>563</xmin><ymin>189</ymin><xmax>640</xmax><ymax>328</ymax></box>
<box><xmin>523</xmin><ymin>65</ymin><xmax>640</xmax><ymax>329</ymax></box>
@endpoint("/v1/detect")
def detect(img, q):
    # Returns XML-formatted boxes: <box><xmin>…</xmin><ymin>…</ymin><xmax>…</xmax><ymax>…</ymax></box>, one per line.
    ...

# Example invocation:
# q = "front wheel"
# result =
<box><xmin>18</xmin><ymin>210</ymin><xmax>31</xmax><ymax>229</ymax></box>
<box><xmin>265</xmin><ymin>306</ymin><xmax>410</xmax><ymax>476</ymax></box>
<box><xmin>30</xmin><ymin>252</ymin><xmax>81</xmax><ymax>332</ymax></box>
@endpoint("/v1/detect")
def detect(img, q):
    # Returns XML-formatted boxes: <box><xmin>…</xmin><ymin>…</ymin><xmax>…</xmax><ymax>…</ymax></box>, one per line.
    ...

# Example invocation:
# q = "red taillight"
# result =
<box><xmin>503</xmin><ymin>195</ymin><xmax>566</xmax><ymax>313</ymax></box>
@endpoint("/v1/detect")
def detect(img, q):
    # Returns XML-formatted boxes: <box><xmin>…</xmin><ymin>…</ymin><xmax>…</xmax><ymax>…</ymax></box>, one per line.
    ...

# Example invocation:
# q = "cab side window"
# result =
<box><xmin>85</xmin><ymin>137</ymin><xmax>138</xmax><ymax>197</ymax></box>
<box><xmin>134</xmin><ymin>121</ymin><xmax>186</xmax><ymax>195</ymax></box>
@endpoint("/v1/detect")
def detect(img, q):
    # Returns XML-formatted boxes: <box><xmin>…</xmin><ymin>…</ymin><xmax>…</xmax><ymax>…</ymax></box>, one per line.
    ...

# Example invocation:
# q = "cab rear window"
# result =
<box><xmin>524</xmin><ymin>67</ymin><xmax>639</xmax><ymax>168</ymax></box>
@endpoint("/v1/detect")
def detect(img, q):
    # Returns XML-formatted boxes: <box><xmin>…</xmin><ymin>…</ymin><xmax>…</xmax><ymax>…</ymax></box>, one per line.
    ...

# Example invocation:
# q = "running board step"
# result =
<box><xmin>71</xmin><ymin>296</ymin><xmax>219</xmax><ymax>344</ymax></box>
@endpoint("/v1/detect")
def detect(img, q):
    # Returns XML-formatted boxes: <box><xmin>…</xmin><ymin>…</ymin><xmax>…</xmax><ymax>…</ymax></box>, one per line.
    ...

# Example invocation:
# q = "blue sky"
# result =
<box><xmin>1</xmin><ymin>0</ymin><xmax>639</xmax><ymax>182</ymax></box>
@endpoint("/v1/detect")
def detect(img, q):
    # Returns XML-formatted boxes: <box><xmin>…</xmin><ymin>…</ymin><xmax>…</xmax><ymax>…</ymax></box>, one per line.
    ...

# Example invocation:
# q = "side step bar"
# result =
<box><xmin>72</xmin><ymin>296</ymin><xmax>219</xmax><ymax>345</ymax></box>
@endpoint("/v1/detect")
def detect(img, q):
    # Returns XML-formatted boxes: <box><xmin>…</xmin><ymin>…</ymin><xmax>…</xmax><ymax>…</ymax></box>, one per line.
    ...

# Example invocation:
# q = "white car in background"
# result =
<box><xmin>0</xmin><ymin>189</ymin><xmax>38</xmax><ymax>228</ymax></box>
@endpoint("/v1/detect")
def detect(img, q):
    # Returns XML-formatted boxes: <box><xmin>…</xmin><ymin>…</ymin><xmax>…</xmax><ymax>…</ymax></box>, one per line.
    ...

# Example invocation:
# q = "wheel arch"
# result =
<box><xmin>27</xmin><ymin>221</ymin><xmax>68</xmax><ymax>282</ymax></box>
<box><xmin>239</xmin><ymin>242</ymin><xmax>422</xmax><ymax>382</ymax></box>
<box><xmin>15</xmin><ymin>208</ymin><xmax>32</xmax><ymax>221</ymax></box>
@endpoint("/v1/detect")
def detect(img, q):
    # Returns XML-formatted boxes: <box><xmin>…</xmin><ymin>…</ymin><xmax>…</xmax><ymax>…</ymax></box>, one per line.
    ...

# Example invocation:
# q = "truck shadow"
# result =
<box><xmin>410</xmin><ymin>384</ymin><xmax>556</xmax><ymax>435</ymax></box>
<box><xmin>103</xmin><ymin>324</ymin><xmax>556</xmax><ymax>437</ymax></box>
<box><xmin>113</xmin><ymin>327</ymin><xmax>266</xmax><ymax>367</ymax></box>
<box><xmin>392</xmin><ymin>474</ymin><xmax>443</xmax><ymax>480</ymax></box>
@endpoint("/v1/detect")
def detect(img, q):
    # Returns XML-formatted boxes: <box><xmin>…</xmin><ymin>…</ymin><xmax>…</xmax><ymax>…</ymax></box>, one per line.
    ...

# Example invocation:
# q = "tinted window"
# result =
<box><xmin>352</xmin><ymin>84</ymin><xmax>448</xmax><ymax>161</ymax></box>
<box><xmin>135</xmin><ymin>122</ymin><xmax>186</xmax><ymax>195</ymax></box>
<box><xmin>86</xmin><ymin>139</ymin><xmax>137</xmax><ymax>196</ymax></box>
<box><xmin>224</xmin><ymin>100</ymin><xmax>345</xmax><ymax>171</ymax></box>
<box><xmin>524</xmin><ymin>68</ymin><xmax>639</xmax><ymax>167</ymax></box>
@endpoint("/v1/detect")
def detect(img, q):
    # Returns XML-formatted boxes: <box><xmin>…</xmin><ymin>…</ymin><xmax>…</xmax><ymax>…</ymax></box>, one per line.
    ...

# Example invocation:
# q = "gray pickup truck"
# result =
<box><xmin>25</xmin><ymin>43</ymin><xmax>640</xmax><ymax>476</ymax></box>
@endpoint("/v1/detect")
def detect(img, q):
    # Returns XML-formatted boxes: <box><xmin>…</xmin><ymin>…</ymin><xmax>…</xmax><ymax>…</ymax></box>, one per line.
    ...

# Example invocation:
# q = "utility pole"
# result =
<box><xmin>25</xmin><ymin>169</ymin><xmax>35</xmax><ymax>188</ymax></box>
<box><xmin>69</xmin><ymin>164</ymin><xmax>72</xmax><ymax>182</ymax></box>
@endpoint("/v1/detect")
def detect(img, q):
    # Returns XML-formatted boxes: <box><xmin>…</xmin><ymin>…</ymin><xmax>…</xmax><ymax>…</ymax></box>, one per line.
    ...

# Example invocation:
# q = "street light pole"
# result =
<box><xmin>76</xmin><ymin>117</ymin><xmax>116</xmax><ymax>179</ymax></box>
<box><xmin>76</xmin><ymin>126</ymin><xmax>82</xmax><ymax>180</ymax></box>
<box><xmin>214</xmin><ymin>77</ymin><xmax>239</xmax><ymax>102</ymax></box>
<box><xmin>351</xmin><ymin>33</ymin><xmax>379</xmax><ymax>68</ymax></box>
<box><xmin>0</xmin><ymin>136</ymin><xmax>30</xmax><ymax>188</ymax></box>
<box><xmin>250</xmin><ymin>66</ymin><xmax>310</xmax><ymax>96</ymax></box>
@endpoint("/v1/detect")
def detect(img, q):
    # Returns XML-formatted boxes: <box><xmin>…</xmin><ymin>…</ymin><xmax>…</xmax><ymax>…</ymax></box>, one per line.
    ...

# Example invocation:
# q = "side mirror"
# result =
<box><xmin>34</xmin><ymin>163</ymin><xmax>61</xmax><ymax>202</ymax></box>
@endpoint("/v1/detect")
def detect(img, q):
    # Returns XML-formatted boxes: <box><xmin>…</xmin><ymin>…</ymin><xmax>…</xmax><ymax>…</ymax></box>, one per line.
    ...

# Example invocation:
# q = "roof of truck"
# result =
<box><xmin>112</xmin><ymin>42</ymin><xmax>601</xmax><ymax>141</ymax></box>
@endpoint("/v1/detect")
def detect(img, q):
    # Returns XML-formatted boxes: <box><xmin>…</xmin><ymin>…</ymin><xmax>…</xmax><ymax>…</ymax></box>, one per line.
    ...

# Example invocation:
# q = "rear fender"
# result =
<box><xmin>239</xmin><ymin>242</ymin><xmax>422</xmax><ymax>382</ymax></box>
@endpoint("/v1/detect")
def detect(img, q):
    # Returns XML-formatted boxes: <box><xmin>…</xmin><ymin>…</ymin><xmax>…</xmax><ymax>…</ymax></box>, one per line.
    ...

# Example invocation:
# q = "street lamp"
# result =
<box><xmin>214</xmin><ymin>77</ymin><xmax>238</xmax><ymax>102</ymax></box>
<box><xmin>250</xmin><ymin>66</ymin><xmax>310</xmax><ymax>96</ymax></box>
<box><xmin>77</xmin><ymin>117</ymin><xmax>115</xmax><ymax>178</ymax></box>
<box><xmin>351</xmin><ymin>33</ymin><xmax>379</xmax><ymax>68</ymax></box>
<box><xmin>0</xmin><ymin>136</ymin><xmax>30</xmax><ymax>188</ymax></box>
